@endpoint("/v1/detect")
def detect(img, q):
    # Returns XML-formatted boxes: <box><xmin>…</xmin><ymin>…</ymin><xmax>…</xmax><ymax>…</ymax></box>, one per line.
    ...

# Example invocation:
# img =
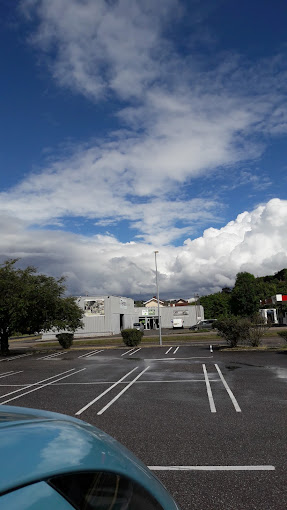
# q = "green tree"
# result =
<box><xmin>230</xmin><ymin>272</ymin><xmax>259</xmax><ymax>317</ymax></box>
<box><xmin>200</xmin><ymin>291</ymin><xmax>231</xmax><ymax>318</ymax></box>
<box><xmin>0</xmin><ymin>259</ymin><xmax>84</xmax><ymax>355</ymax></box>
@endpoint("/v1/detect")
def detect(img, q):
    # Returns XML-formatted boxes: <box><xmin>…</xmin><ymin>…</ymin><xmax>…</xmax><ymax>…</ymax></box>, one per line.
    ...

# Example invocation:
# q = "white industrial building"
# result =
<box><xmin>42</xmin><ymin>295</ymin><xmax>204</xmax><ymax>340</ymax></box>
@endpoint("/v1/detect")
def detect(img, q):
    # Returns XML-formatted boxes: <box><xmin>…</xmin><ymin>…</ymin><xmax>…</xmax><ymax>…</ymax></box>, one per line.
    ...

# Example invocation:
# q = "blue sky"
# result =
<box><xmin>0</xmin><ymin>0</ymin><xmax>287</xmax><ymax>298</ymax></box>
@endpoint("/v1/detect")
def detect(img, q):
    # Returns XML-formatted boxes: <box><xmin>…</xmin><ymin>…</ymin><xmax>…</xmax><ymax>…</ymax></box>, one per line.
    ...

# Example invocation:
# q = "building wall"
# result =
<box><xmin>42</xmin><ymin>295</ymin><xmax>135</xmax><ymax>340</ymax></box>
<box><xmin>137</xmin><ymin>305</ymin><xmax>204</xmax><ymax>329</ymax></box>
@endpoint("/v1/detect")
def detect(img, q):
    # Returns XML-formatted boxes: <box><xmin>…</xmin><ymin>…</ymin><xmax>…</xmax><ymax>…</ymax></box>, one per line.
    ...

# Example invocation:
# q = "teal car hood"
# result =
<box><xmin>0</xmin><ymin>406</ymin><xmax>179</xmax><ymax>509</ymax></box>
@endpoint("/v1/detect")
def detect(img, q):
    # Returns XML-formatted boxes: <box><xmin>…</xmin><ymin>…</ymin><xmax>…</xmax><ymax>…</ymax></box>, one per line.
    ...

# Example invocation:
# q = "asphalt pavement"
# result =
<box><xmin>0</xmin><ymin>344</ymin><xmax>286</xmax><ymax>509</ymax></box>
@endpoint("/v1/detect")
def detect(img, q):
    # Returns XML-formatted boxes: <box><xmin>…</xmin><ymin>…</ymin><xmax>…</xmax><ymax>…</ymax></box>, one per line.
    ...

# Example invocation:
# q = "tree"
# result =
<box><xmin>230</xmin><ymin>272</ymin><xmax>259</xmax><ymax>317</ymax></box>
<box><xmin>200</xmin><ymin>291</ymin><xmax>231</xmax><ymax>318</ymax></box>
<box><xmin>0</xmin><ymin>259</ymin><xmax>84</xmax><ymax>355</ymax></box>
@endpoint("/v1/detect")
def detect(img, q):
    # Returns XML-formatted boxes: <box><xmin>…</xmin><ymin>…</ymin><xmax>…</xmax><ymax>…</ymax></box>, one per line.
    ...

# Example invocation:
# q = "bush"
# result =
<box><xmin>277</xmin><ymin>331</ymin><xmax>287</xmax><ymax>342</ymax></box>
<box><xmin>216</xmin><ymin>315</ymin><xmax>269</xmax><ymax>348</ymax></box>
<box><xmin>56</xmin><ymin>332</ymin><xmax>74</xmax><ymax>349</ymax></box>
<box><xmin>121</xmin><ymin>328</ymin><xmax>143</xmax><ymax>347</ymax></box>
<box><xmin>216</xmin><ymin>316</ymin><xmax>251</xmax><ymax>347</ymax></box>
<box><xmin>248</xmin><ymin>314</ymin><xmax>269</xmax><ymax>347</ymax></box>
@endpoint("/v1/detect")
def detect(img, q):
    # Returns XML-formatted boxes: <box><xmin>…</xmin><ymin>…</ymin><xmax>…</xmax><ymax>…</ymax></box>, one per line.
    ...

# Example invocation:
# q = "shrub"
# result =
<box><xmin>248</xmin><ymin>314</ymin><xmax>269</xmax><ymax>347</ymax></box>
<box><xmin>216</xmin><ymin>316</ymin><xmax>251</xmax><ymax>347</ymax></box>
<box><xmin>217</xmin><ymin>314</ymin><xmax>269</xmax><ymax>348</ymax></box>
<box><xmin>56</xmin><ymin>332</ymin><xmax>74</xmax><ymax>349</ymax></box>
<box><xmin>121</xmin><ymin>328</ymin><xmax>143</xmax><ymax>347</ymax></box>
<box><xmin>277</xmin><ymin>331</ymin><xmax>287</xmax><ymax>342</ymax></box>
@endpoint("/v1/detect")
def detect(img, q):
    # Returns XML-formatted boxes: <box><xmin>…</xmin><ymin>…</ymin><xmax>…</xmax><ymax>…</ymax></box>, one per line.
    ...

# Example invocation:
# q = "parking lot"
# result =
<box><xmin>0</xmin><ymin>344</ymin><xmax>286</xmax><ymax>509</ymax></box>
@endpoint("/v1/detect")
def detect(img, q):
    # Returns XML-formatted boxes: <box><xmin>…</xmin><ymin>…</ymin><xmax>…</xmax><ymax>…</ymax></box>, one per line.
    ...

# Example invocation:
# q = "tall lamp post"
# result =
<box><xmin>154</xmin><ymin>251</ymin><xmax>162</xmax><ymax>346</ymax></box>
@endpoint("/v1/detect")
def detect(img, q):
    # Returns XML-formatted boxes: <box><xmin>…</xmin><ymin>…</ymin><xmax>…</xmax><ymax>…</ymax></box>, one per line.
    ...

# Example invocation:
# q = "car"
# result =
<box><xmin>189</xmin><ymin>319</ymin><xmax>217</xmax><ymax>331</ymax></box>
<box><xmin>0</xmin><ymin>405</ymin><xmax>180</xmax><ymax>509</ymax></box>
<box><xmin>133</xmin><ymin>322</ymin><xmax>144</xmax><ymax>332</ymax></box>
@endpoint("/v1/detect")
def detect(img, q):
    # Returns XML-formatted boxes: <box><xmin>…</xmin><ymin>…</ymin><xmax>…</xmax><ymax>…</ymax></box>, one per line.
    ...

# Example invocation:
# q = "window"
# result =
<box><xmin>49</xmin><ymin>471</ymin><xmax>164</xmax><ymax>510</ymax></box>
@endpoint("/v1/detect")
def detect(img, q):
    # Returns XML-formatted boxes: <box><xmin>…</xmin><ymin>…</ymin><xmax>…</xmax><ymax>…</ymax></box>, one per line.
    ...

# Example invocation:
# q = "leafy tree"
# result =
<box><xmin>200</xmin><ymin>291</ymin><xmax>231</xmax><ymax>319</ymax></box>
<box><xmin>0</xmin><ymin>259</ymin><xmax>84</xmax><ymax>355</ymax></box>
<box><xmin>230</xmin><ymin>272</ymin><xmax>259</xmax><ymax>317</ymax></box>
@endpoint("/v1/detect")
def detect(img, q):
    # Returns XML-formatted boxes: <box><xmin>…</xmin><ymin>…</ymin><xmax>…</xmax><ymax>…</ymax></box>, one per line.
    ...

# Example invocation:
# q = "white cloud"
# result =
<box><xmin>1</xmin><ymin>199</ymin><xmax>286</xmax><ymax>298</ymax></box>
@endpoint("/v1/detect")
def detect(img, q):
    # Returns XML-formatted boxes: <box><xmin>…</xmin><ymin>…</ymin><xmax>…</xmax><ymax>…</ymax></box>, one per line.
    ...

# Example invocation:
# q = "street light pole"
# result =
<box><xmin>154</xmin><ymin>251</ymin><xmax>162</xmax><ymax>346</ymax></box>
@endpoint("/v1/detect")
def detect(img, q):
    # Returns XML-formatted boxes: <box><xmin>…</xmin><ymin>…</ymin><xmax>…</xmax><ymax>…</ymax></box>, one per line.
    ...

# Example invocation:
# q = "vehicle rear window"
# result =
<box><xmin>49</xmin><ymin>471</ymin><xmax>164</xmax><ymax>510</ymax></box>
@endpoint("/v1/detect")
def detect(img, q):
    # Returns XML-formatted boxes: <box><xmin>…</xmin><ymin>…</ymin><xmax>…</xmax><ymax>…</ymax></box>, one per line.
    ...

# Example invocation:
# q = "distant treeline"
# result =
<box><xmin>200</xmin><ymin>269</ymin><xmax>287</xmax><ymax>319</ymax></box>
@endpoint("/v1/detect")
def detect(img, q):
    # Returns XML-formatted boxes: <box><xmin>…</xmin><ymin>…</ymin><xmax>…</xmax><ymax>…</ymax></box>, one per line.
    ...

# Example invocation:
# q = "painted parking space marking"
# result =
<box><xmin>121</xmin><ymin>348</ymin><xmax>135</xmax><ymax>356</ymax></box>
<box><xmin>215</xmin><ymin>364</ymin><xmax>241</xmax><ymax>412</ymax></box>
<box><xmin>78</xmin><ymin>350</ymin><xmax>104</xmax><ymax>359</ymax></box>
<box><xmin>75</xmin><ymin>367</ymin><xmax>139</xmax><ymax>416</ymax></box>
<box><xmin>0</xmin><ymin>370</ymin><xmax>23</xmax><ymax>379</ymax></box>
<box><xmin>149</xmin><ymin>465</ymin><xmax>275</xmax><ymax>471</ymax></box>
<box><xmin>0</xmin><ymin>368</ymin><xmax>76</xmax><ymax>401</ymax></box>
<box><xmin>0</xmin><ymin>368</ymin><xmax>86</xmax><ymax>405</ymax></box>
<box><xmin>210</xmin><ymin>345</ymin><xmax>213</xmax><ymax>352</ymax></box>
<box><xmin>129</xmin><ymin>348</ymin><xmax>141</xmax><ymax>356</ymax></box>
<box><xmin>0</xmin><ymin>353</ymin><xmax>33</xmax><ymax>362</ymax></box>
<box><xmin>165</xmin><ymin>347</ymin><xmax>173</xmax><ymax>354</ymax></box>
<box><xmin>203</xmin><ymin>364</ymin><xmax>216</xmax><ymax>413</ymax></box>
<box><xmin>146</xmin><ymin>357</ymin><xmax>213</xmax><ymax>361</ymax></box>
<box><xmin>173</xmin><ymin>346</ymin><xmax>179</xmax><ymax>354</ymax></box>
<box><xmin>37</xmin><ymin>351</ymin><xmax>66</xmax><ymax>360</ymax></box>
<box><xmin>97</xmin><ymin>366</ymin><xmax>150</xmax><ymax>415</ymax></box>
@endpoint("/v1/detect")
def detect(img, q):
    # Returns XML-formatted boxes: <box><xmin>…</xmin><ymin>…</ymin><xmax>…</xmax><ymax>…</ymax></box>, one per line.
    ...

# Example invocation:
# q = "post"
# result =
<box><xmin>154</xmin><ymin>251</ymin><xmax>162</xmax><ymax>346</ymax></box>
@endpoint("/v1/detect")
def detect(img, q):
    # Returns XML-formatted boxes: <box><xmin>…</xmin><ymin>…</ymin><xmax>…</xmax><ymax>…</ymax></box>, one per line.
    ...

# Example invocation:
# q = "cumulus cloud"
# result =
<box><xmin>1</xmin><ymin>199</ymin><xmax>287</xmax><ymax>298</ymax></box>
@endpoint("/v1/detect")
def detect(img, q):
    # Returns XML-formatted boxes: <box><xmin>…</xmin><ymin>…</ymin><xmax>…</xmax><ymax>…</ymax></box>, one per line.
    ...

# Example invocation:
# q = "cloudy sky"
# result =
<box><xmin>1</xmin><ymin>0</ymin><xmax>287</xmax><ymax>299</ymax></box>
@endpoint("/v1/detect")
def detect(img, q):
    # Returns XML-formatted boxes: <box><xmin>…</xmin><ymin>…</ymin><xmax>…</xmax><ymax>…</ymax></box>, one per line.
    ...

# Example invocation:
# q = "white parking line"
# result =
<box><xmin>80</xmin><ymin>350</ymin><xmax>104</xmax><ymax>359</ymax></box>
<box><xmin>129</xmin><ymin>348</ymin><xmax>141</xmax><ymax>356</ymax></box>
<box><xmin>0</xmin><ymin>368</ymin><xmax>76</xmax><ymax>400</ymax></box>
<box><xmin>203</xmin><ymin>364</ymin><xmax>216</xmax><ymax>413</ymax></box>
<box><xmin>37</xmin><ymin>352</ymin><xmax>66</xmax><ymax>360</ymax></box>
<box><xmin>210</xmin><ymin>345</ymin><xmax>213</xmax><ymax>352</ymax></box>
<box><xmin>149</xmin><ymin>465</ymin><xmax>275</xmax><ymax>471</ymax></box>
<box><xmin>121</xmin><ymin>348</ymin><xmax>135</xmax><ymax>356</ymax></box>
<box><xmin>97</xmin><ymin>366</ymin><xmax>150</xmax><ymax>416</ymax></box>
<box><xmin>75</xmin><ymin>367</ymin><xmax>139</xmax><ymax>416</ymax></box>
<box><xmin>165</xmin><ymin>347</ymin><xmax>172</xmax><ymax>354</ymax></box>
<box><xmin>0</xmin><ymin>353</ymin><xmax>33</xmax><ymax>362</ymax></box>
<box><xmin>0</xmin><ymin>368</ymin><xmax>86</xmax><ymax>405</ymax></box>
<box><xmin>173</xmin><ymin>346</ymin><xmax>179</xmax><ymax>354</ymax></box>
<box><xmin>147</xmin><ymin>357</ymin><xmax>213</xmax><ymax>361</ymax></box>
<box><xmin>215</xmin><ymin>364</ymin><xmax>241</xmax><ymax>412</ymax></box>
<box><xmin>78</xmin><ymin>350</ymin><xmax>99</xmax><ymax>358</ymax></box>
<box><xmin>0</xmin><ymin>371</ymin><xmax>23</xmax><ymax>379</ymax></box>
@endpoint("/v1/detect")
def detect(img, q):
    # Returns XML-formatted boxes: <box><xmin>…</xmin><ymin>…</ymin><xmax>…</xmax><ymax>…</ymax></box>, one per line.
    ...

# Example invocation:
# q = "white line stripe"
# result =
<box><xmin>0</xmin><ymin>353</ymin><xmax>33</xmax><ymax>362</ymax></box>
<box><xmin>210</xmin><ymin>345</ymin><xmax>213</xmax><ymax>352</ymax></box>
<box><xmin>0</xmin><ymin>371</ymin><xmax>15</xmax><ymax>377</ymax></box>
<box><xmin>173</xmin><ymin>346</ymin><xmax>179</xmax><ymax>354</ymax></box>
<box><xmin>203</xmin><ymin>364</ymin><xmax>216</xmax><ymax>413</ymax></box>
<box><xmin>145</xmin><ymin>357</ymin><xmax>213</xmax><ymax>361</ymax></box>
<box><xmin>148</xmin><ymin>466</ymin><xmax>275</xmax><ymax>471</ymax></box>
<box><xmin>121</xmin><ymin>348</ymin><xmax>135</xmax><ymax>356</ymax></box>
<box><xmin>0</xmin><ymin>369</ymin><xmax>75</xmax><ymax>399</ymax></box>
<box><xmin>0</xmin><ymin>371</ymin><xmax>23</xmax><ymax>379</ymax></box>
<box><xmin>83</xmin><ymin>350</ymin><xmax>104</xmax><ymax>359</ymax></box>
<box><xmin>75</xmin><ymin>367</ymin><xmax>139</xmax><ymax>416</ymax></box>
<box><xmin>165</xmin><ymin>347</ymin><xmax>172</xmax><ymax>354</ymax></box>
<box><xmin>97</xmin><ymin>367</ymin><xmax>150</xmax><ymax>415</ymax></box>
<box><xmin>129</xmin><ymin>348</ymin><xmax>141</xmax><ymax>356</ymax></box>
<box><xmin>37</xmin><ymin>352</ymin><xmax>66</xmax><ymax>360</ymax></box>
<box><xmin>78</xmin><ymin>350</ymin><xmax>99</xmax><ymax>358</ymax></box>
<box><xmin>215</xmin><ymin>364</ymin><xmax>241</xmax><ymax>412</ymax></box>
<box><xmin>0</xmin><ymin>369</ymin><xmax>86</xmax><ymax>405</ymax></box>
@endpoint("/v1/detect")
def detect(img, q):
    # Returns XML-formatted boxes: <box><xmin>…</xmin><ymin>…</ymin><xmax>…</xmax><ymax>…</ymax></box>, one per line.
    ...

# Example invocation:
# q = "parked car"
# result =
<box><xmin>189</xmin><ymin>319</ymin><xmax>217</xmax><ymax>331</ymax></box>
<box><xmin>133</xmin><ymin>322</ymin><xmax>144</xmax><ymax>332</ymax></box>
<box><xmin>0</xmin><ymin>405</ymin><xmax>180</xmax><ymax>509</ymax></box>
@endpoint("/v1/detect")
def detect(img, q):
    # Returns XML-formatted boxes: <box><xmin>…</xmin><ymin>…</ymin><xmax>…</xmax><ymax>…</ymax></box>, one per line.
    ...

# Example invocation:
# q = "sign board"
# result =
<box><xmin>173</xmin><ymin>309</ymin><xmax>189</xmax><ymax>316</ymax></box>
<box><xmin>84</xmin><ymin>299</ymin><xmax>105</xmax><ymax>316</ymax></box>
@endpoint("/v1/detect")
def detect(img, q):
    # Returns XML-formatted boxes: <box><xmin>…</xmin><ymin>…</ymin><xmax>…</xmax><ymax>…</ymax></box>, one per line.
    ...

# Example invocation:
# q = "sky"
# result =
<box><xmin>1</xmin><ymin>0</ymin><xmax>287</xmax><ymax>299</ymax></box>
